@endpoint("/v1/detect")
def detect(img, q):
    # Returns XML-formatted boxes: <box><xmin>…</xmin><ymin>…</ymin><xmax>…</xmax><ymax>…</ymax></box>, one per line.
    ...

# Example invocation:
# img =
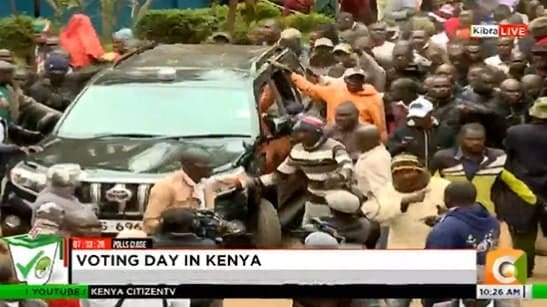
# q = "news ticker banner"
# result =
<box><xmin>1</xmin><ymin>284</ymin><xmax>547</xmax><ymax>299</ymax></box>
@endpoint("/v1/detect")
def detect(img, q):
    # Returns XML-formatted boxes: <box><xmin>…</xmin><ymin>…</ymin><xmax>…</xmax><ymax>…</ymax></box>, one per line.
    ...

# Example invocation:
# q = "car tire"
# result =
<box><xmin>254</xmin><ymin>198</ymin><xmax>282</xmax><ymax>248</ymax></box>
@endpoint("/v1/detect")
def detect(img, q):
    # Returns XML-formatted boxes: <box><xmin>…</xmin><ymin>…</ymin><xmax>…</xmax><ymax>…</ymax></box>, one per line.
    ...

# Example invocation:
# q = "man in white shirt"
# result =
<box><xmin>369</xmin><ymin>22</ymin><xmax>395</xmax><ymax>68</ymax></box>
<box><xmin>354</xmin><ymin>125</ymin><xmax>392</xmax><ymax>197</ymax></box>
<box><xmin>484</xmin><ymin>37</ymin><xmax>514</xmax><ymax>74</ymax></box>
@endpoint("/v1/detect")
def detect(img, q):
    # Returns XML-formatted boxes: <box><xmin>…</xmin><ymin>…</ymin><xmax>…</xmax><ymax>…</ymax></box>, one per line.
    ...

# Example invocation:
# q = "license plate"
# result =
<box><xmin>100</xmin><ymin>219</ymin><xmax>143</xmax><ymax>233</ymax></box>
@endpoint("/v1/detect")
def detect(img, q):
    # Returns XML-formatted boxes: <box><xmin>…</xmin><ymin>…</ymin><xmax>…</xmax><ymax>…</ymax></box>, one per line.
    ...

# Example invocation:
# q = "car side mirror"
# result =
<box><xmin>263</xmin><ymin>115</ymin><xmax>293</xmax><ymax>136</ymax></box>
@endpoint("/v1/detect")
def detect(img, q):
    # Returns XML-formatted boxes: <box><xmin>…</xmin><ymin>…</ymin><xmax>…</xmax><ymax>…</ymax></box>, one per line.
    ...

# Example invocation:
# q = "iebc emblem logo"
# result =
<box><xmin>484</xmin><ymin>249</ymin><xmax>527</xmax><ymax>284</ymax></box>
<box><xmin>470</xmin><ymin>24</ymin><xmax>528</xmax><ymax>38</ymax></box>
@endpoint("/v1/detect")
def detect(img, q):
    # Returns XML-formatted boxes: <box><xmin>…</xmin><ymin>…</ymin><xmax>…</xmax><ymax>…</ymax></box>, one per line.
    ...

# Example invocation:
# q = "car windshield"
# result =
<box><xmin>56</xmin><ymin>84</ymin><xmax>258</xmax><ymax>138</ymax></box>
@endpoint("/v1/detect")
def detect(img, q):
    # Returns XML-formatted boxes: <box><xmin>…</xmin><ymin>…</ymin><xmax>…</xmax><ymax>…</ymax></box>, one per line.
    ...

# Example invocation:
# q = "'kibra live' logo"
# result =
<box><xmin>470</xmin><ymin>25</ymin><xmax>528</xmax><ymax>38</ymax></box>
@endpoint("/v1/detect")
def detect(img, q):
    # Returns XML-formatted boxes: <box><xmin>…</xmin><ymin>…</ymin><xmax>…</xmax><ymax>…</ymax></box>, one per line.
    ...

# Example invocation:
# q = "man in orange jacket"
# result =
<box><xmin>271</xmin><ymin>61</ymin><xmax>387</xmax><ymax>141</ymax></box>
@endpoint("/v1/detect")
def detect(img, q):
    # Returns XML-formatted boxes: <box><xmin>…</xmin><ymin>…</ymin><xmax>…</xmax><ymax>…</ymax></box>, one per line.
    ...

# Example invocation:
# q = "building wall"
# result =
<box><xmin>0</xmin><ymin>0</ymin><xmax>210</xmax><ymax>35</ymax></box>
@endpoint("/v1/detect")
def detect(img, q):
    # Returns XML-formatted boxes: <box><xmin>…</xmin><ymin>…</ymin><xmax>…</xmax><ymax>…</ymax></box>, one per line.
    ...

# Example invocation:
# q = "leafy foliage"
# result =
<box><xmin>0</xmin><ymin>15</ymin><xmax>34</xmax><ymax>58</ymax></box>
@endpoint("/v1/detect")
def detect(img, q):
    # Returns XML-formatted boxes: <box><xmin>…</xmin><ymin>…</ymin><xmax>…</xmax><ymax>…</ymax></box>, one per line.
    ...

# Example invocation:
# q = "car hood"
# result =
<box><xmin>30</xmin><ymin>136</ymin><xmax>250</xmax><ymax>174</ymax></box>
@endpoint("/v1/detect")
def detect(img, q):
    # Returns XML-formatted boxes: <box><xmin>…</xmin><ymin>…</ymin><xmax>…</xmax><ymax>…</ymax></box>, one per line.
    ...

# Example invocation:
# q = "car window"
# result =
<box><xmin>57</xmin><ymin>85</ymin><xmax>259</xmax><ymax>138</ymax></box>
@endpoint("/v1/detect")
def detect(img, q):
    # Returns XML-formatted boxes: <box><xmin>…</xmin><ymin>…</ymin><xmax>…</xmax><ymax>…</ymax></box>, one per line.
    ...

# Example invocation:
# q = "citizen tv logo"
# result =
<box><xmin>470</xmin><ymin>24</ymin><xmax>528</xmax><ymax>38</ymax></box>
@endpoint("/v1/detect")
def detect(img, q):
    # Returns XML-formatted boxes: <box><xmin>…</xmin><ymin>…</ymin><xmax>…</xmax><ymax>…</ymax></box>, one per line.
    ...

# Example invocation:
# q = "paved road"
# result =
<box><xmin>224</xmin><ymin>256</ymin><xmax>547</xmax><ymax>307</ymax></box>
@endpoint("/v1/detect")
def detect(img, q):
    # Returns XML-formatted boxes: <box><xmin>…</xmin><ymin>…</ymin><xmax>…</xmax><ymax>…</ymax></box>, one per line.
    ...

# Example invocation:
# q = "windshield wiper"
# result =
<box><xmin>151</xmin><ymin>134</ymin><xmax>252</xmax><ymax>140</ymax></box>
<box><xmin>74</xmin><ymin>133</ymin><xmax>161</xmax><ymax>140</ymax></box>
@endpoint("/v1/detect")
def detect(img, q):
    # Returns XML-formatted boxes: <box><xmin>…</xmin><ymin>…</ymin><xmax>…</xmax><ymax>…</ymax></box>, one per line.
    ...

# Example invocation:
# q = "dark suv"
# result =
<box><xmin>1</xmin><ymin>44</ymin><xmax>306</xmax><ymax>245</ymax></box>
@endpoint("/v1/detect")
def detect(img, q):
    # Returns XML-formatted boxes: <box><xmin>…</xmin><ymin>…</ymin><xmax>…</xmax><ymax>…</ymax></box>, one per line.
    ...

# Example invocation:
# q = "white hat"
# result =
<box><xmin>280</xmin><ymin>28</ymin><xmax>302</xmax><ymax>40</ymax></box>
<box><xmin>333</xmin><ymin>43</ymin><xmax>353</xmax><ymax>54</ymax></box>
<box><xmin>407</xmin><ymin>96</ymin><xmax>434</xmax><ymax>118</ymax></box>
<box><xmin>324</xmin><ymin>190</ymin><xmax>361</xmax><ymax>214</ymax></box>
<box><xmin>314</xmin><ymin>37</ymin><xmax>334</xmax><ymax>48</ymax></box>
<box><xmin>342</xmin><ymin>67</ymin><xmax>366</xmax><ymax>79</ymax></box>
<box><xmin>304</xmin><ymin>232</ymin><xmax>339</xmax><ymax>247</ymax></box>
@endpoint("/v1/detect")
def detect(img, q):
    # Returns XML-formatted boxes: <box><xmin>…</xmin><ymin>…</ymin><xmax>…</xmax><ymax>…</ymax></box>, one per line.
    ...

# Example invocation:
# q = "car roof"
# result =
<box><xmin>93</xmin><ymin>44</ymin><xmax>272</xmax><ymax>86</ymax></box>
<box><xmin>113</xmin><ymin>44</ymin><xmax>271</xmax><ymax>70</ymax></box>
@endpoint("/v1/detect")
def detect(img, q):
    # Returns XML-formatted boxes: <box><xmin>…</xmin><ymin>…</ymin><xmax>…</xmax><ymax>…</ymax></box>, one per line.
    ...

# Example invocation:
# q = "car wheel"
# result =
<box><xmin>254</xmin><ymin>198</ymin><xmax>282</xmax><ymax>248</ymax></box>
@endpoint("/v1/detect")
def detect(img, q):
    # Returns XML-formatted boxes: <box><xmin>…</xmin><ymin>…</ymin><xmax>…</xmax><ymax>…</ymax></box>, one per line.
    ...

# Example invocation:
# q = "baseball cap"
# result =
<box><xmin>314</xmin><ymin>38</ymin><xmax>334</xmax><ymax>48</ymax></box>
<box><xmin>333</xmin><ymin>43</ymin><xmax>353</xmax><ymax>54</ymax></box>
<box><xmin>407</xmin><ymin>97</ymin><xmax>434</xmax><ymax>118</ymax></box>
<box><xmin>45</xmin><ymin>54</ymin><xmax>70</xmax><ymax>73</ymax></box>
<box><xmin>342</xmin><ymin>67</ymin><xmax>366</xmax><ymax>79</ymax></box>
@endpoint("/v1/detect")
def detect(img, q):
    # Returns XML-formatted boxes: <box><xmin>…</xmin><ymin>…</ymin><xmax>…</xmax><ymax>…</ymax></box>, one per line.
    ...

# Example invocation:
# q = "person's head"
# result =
<box><xmin>158</xmin><ymin>208</ymin><xmax>196</xmax><ymax>234</ymax></box>
<box><xmin>292</xmin><ymin>115</ymin><xmax>325</xmax><ymax>147</ymax></box>
<box><xmin>521</xmin><ymin>74</ymin><xmax>544</xmax><ymax>100</ymax></box>
<box><xmin>499</xmin><ymin>78</ymin><xmax>523</xmax><ymax>104</ymax></box>
<box><xmin>304</xmin><ymin>232</ymin><xmax>339</xmax><ymax>248</ymax></box>
<box><xmin>467</xmin><ymin>64</ymin><xmax>486</xmax><ymax>88</ymax></box>
<box><xmin>13</xmin><ymin>68</ymin><xmax>30</xmax><ymax>89</ymax></box>
<box><xmin>342</xmin><ymin>67</ymin><xmax>367</xmax><ymax>93</ymax></box>
<box><xmin>447</xmin><ymin>42</ymin><xmax>466</xmax><ymax>69</ymax></box>
<box><xmin>496</xmin><ymin>37</ymin><xmax>514</xmax><ymax>59</ymax></box>
<box><xmin>392</xmin><ymin>40</ymin><xmax>413</xmax><ymax>70</ymax></box>
<box><xmin>509</xmin><ymin>51</ymin><xmax>528</xmax><ymax>76</ymax></box>
<box><xmin>464</xmin><ymin>40</ymin><xmax>483</xmax><ymax>63</ymax></box>
<box><xmin>472</xmin><ymin>67</ymin><xmax>497</xmax><ymax>94</ymax></box>
<box><xmin>493</xmin><ymin>4</ymin><xmax>512</xmax><ymax>22</ymax></box>
<box><xmin>47</xmin><ymin>164</ymin><xmax>82</xmax><ymax>191</ymax></box>
<box><xmin>369</xmin><ymin>22</ymin><xmax>387</xmax><ymax>43</ymax></box>
<box><xmin>334</xmin><ymin>101</ymin><xmax>359</xmax><ymax>130</ymax></box>
<box><xmin>407</xmin><ymin>96</ymin><xmax>435</xmax><ymax>128</ymax></box>
<box><xmin>279</xmin><ymin>28</ymin><xmax>303</xmax><ymax>55</ymax></box>
<box><xmin>256</xmin><ymin>19</ymin><xmax>282</xmax><ymax>45</ymax></box>
<box><xmin>352</xmin><ymin>36</ymin><xmax>373</xmax><ymax>56</ymax></box>
<box><xmin>459</xmin><ymin>123</ymin><xmax>486</xmax><ymax>154</ymax></box>
<box><xmin>435</xmin><ymin>63</ymin><xmax>457</xmax><ymax>82</ymax></box>
<box><xmin>332</xmin><ymin>43</ymin><xmax>356</xmax><ymax>66</ymax></box>
<box><xmin>0</xmin><ymin>60</ymin><xmax>15</xmax><ymax>85</ymax></box>
<box><xmin>391</xmin><ymin>154</ymin><xmax>430</xmax><ymax>191</ymax></box>
<box><xmin>410</xmin><ymin>29</ymin><xmax>429</xmax><ymax>51</ymax></box>
<box><xmin>0</xmin><ymin>49</ymin><xmax>14</xmax><ymax>64</ymax></box>
<box><xmin>459</xmin><ymin>10</ymin><xmax>474</xmax><ymax>27</ymax></box>
<box><xmin>336</xmin><ymin>12</ymin><xmax>355</xmax><ymax>31</ymax></box>
<box><xmin>45</xmin><ymin>36</ymin><xmax>60</xmax><ymax>52</ymax></box>
<box><xmin>32</xmin><ymin>19</ymin><xmax>51</xmax><ymax>44</ymax></box>
<box><xmin>210</xmin><ymin>32</ymin><xmax>232</xmax><ymax>44</ymax></box>
<box><xmin>531</xmin><ymin>41</ymin><xmax>547</xmax><ymax>71</ymax></box>
<box><xmin>423</xmin><ymin>76</ymin><xmax>435</xmax><ymax>93</ymax></box>
<box><xmin>428</xmin><ymin>75</ymin><xmax>453</xmax><ymax>99</ymax></box>
<box><xmin>44</xmin><ymin>53</ymin><xmax>71</xmax><ymax>83</ymax></box>
<box><xmin>179</xmin><ymin>147</ymin><xmax>213</xmax><ymax>182</ymax></box>
<box><xmin>355</xmin><ymin>125</ymin><xmax>381</xmax><ymax>152</ymax></box>
<box><xmin>309</xmin><ymin>24</ymin><xmax>339</xmax><ymax>48</ymax></box>
<box><xmin>390</xmin><ymin>78</ymin><xmax>420</xmax><ymax>104</ymax></box>
<box><xmin>529</xmin><ymin>97</ymin><xmax>547</xmax><ymax>121</ymax></box>
<box><xmin>444</xmin><ymin>181</ymin><xmax>477</xmax><ymax>208</ymax></box>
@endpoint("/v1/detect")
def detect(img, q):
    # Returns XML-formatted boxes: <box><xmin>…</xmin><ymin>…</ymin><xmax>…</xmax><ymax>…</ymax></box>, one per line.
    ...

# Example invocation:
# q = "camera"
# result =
<box><xmin>191</xmin><ymin>210</ymin><xmax>246</xmax><ymax>242</ymax></box>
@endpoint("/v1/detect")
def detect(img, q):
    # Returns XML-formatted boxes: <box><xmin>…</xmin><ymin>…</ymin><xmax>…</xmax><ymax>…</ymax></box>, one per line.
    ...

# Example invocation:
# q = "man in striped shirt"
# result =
<box><xmin>228</xmin><ymin>115</ymin><xmax>357</xmax><ymax>225</ymax></box>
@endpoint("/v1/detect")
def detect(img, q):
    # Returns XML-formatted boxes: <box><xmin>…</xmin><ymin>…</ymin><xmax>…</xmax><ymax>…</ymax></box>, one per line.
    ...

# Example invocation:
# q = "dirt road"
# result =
<box><xmin>223</xmin><ymin>256</ymin><xmax>547</xmax><ymax>307</ymax></box>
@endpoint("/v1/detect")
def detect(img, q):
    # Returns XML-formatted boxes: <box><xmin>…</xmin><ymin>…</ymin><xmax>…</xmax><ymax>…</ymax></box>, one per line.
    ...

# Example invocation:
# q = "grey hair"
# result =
<box><xmin>47</xmin><ymin>164</ymin><xmax>82</xmax><ymax>187</ymax></box>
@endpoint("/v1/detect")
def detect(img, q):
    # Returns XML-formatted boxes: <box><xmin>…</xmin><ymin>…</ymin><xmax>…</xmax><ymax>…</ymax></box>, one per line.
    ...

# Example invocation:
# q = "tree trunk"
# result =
<box><xmin>226</xmin><ymin>0</ymin><xmax>238</xmax><ymax>32</ymax></box>
<box><xmin>9</xmin><ymin>0</ymin><xmax>17</xmax><ymax>14</ymax></box>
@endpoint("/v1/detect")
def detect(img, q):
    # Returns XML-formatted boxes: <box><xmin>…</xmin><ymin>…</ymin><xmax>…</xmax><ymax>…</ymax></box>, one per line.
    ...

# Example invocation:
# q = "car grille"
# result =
<box><xmin>75</xmin><ymin>182</ymin><xmax>152</xmax><ymax>219</ymax></box>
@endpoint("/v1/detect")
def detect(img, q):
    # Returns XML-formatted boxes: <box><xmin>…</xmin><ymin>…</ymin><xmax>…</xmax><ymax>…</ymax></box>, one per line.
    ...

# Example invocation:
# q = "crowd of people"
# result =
<box><xmin>0</xmin><ymin>0</ymin><xmax>547</xmax><ymax>306</ymax></box>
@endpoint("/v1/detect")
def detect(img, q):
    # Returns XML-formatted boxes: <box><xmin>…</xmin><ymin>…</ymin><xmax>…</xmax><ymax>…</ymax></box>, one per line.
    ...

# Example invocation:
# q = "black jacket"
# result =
<box><xmin>388</xmin><ymin>118</ymin><xmax>456</xmax><ymax>167</ymax></box>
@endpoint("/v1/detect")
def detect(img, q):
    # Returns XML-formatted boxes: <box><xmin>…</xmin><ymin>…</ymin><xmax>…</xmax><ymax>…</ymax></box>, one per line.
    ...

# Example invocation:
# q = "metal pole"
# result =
<box><xmin>34</xmin><ymin>0</ymin><xmax>41</xmax><ymax>18</ymax></box>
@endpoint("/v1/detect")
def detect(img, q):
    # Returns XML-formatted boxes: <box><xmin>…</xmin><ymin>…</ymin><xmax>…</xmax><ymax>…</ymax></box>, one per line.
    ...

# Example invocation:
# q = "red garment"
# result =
<box><xmin>443</xmin><ymin>17</ymin><xmax>460</xmax><ymax>39</ymax></box>
<box><xmin>59</xmin><ymin>14</ymin><xmax>105</xmax><ymax>68</ymax></box>
<box><xmin>340</xmin><ymin>0</ymin><xmax>369</xmax><ymax>20</ymax></box>
<box><xmin>283</xmin><ymin>0</ymin><xmax>313</xmax><ymax>16</ymax></box>
<box><xmin>48</xmin><ymin>299</ymin><xmax>81</xmax><ymax>307</ymax></box>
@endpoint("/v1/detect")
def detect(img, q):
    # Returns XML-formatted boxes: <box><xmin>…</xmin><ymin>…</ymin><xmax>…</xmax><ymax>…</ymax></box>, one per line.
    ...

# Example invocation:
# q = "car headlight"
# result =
<box><xmin>10</xmin><ymin>165</ymin><xmax>48</xmax><ymax>193</ymax></box>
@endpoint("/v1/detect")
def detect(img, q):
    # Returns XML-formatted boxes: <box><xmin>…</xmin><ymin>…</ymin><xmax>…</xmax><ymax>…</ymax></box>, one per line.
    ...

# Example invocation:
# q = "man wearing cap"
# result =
<box><xmin>328</xmin><ymin>43</ymin><xmax>361</xmax><ymax>78</ymax></box>
<box><xmin>225</xmin><ymin>115</ymin><xmax>356</xmax><ymax>225</ymax></box>
<box><xmin>271</xmin><ymin>60</ymin><xmax>387</xmax><ymax>141</ymax></box>
<box><xmin>31</xmin><ymin>164</ymin><xmax>95</xmax><ymax>223</ymax></box>
<box><xmin>361</xmin><ymin>154</ymin><xmax>450</xmax><ymax>248</ymax></box>
<box><xmin>388</xmin><ymin>96</ymin><xmax>456</xmax><ymax>168</ymax></box>
<box><xmin>28</xmin><ymin>53</ymin><xmax>84</xmax><ymax>111</ymax></box>
<box><xmin>495</xmin><ymin>97</ymin><xmax>547</xmax><ymax>277</ymax></box>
